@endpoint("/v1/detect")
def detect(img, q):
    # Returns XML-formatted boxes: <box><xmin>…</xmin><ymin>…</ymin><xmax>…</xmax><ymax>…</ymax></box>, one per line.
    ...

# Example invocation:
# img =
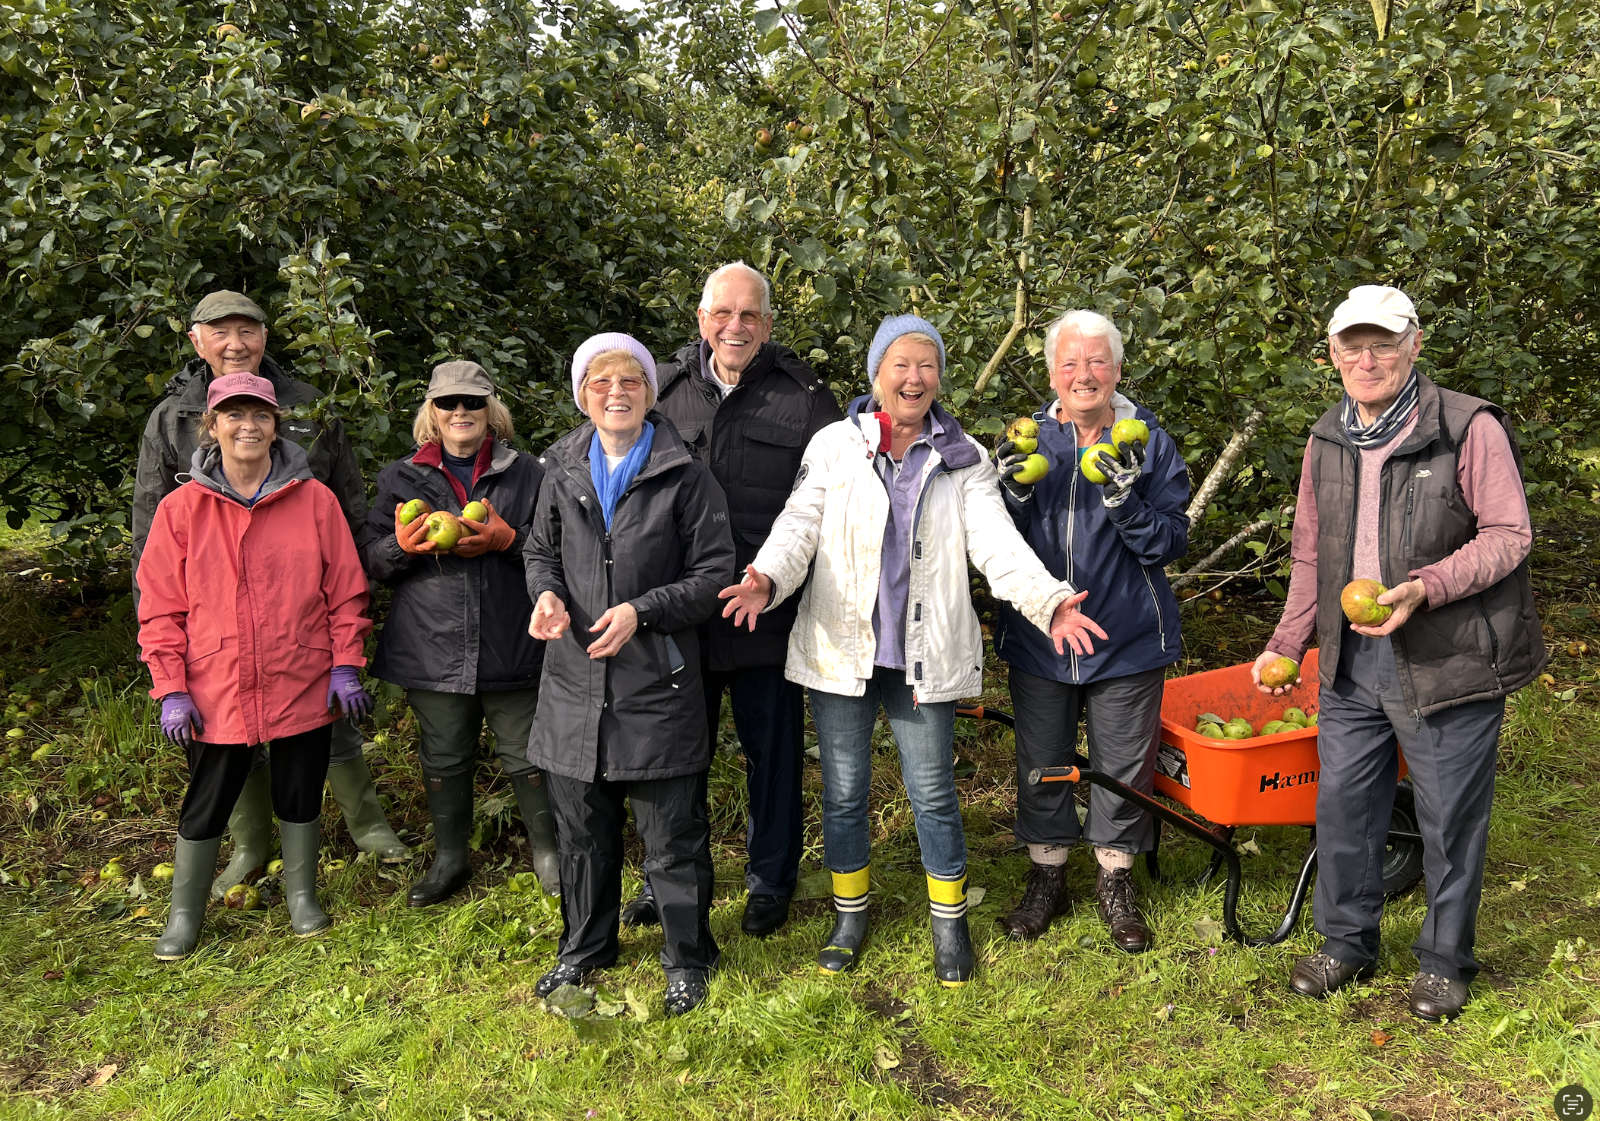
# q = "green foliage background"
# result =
<box><xmin>3</xmin><ymin>0</ymin><xmax>1597</xmax><ymax>568</ymax></box>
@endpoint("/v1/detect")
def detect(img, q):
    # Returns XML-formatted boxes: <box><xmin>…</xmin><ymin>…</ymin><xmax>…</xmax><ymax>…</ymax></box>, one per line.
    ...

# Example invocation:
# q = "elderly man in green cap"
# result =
<box><xmin>132</xmin><ymin>289</ymin><xmax>409</xmax><ymax>895</ymax></box>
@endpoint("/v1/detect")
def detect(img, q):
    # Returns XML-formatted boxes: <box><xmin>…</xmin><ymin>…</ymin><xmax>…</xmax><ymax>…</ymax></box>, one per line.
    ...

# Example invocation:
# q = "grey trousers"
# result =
<box><xmin>1008</xmin><ymin>665</ymin><xmax>1164</xmax><ymax>853</ymax></box>
<box><xmin>1315</xmin><ymin>633</ymin><xmax>1502</xmax><ymax>980</ymax></box>
<box><xmin>408</xmin><ymin>687</ymin><xmax>540</xmax><ymax>780</ymax></box>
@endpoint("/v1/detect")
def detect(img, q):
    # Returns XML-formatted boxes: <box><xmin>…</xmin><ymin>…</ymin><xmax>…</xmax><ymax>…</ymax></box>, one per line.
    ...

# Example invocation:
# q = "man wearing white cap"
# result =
<box><xmin>132</xmin><ymin>289</ymin><xmax>408</xmax><ymax>893</ymax></box>
<box><xmin>1253</xmin><ymin>285</ymin><xmax>1544</xmax><ymax>1021</ymax></box>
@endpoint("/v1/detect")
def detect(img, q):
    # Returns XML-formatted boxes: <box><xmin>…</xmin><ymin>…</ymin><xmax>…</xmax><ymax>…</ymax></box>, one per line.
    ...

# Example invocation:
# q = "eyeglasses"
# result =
<box><xmin>585</xmin><ymin>376</ymin><xmax>646</xmax><ymax>396</ymax></box>
<box><xmin>432</xmin><ymin>395</ymin><xmax>488</xmax><ymax>411</ymax></box>
<box><xmin>1331</xmin><ymin>329</ymin><xmax>1414</xmax><ymax>362</ymax></box>
<box><xmin>704</xmin><ymin>308</ymin><xmax>768</xmax><ymax>328</ymax></box>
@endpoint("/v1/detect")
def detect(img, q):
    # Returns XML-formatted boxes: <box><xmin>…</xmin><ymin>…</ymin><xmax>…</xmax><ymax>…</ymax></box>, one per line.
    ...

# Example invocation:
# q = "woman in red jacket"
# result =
<box><xmin>137</xmin><ymin>372</ymin><xmax>373</xmax><ymax>960</ymax></box>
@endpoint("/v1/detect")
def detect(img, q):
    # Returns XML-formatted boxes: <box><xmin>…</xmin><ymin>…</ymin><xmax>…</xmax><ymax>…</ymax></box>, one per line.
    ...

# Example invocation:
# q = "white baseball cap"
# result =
<box><xmin>1327</xmin><ymin>285</ymin><xmax>1419</xmax><ymax>336</ymax></box>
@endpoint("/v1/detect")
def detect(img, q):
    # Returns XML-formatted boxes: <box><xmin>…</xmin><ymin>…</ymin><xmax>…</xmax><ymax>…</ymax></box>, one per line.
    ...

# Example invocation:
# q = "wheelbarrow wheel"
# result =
<box><xmin>1382</xmin><ymin>781</ymin><xmax>1425</xmax><ymax>899</ymax></box>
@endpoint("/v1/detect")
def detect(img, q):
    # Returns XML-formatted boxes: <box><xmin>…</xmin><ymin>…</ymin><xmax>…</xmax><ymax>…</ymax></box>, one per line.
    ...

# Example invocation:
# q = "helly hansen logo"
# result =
<box><xmin>1260</xmin><ymin>767</ymin><xmax>1318</xmax><ymax>793</ymax></box>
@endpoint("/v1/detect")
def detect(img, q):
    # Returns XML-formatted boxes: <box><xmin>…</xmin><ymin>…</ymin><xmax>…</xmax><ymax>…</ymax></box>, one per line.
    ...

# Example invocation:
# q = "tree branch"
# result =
<box><xmin>973</xmin><ymin>201</ymin><xmax>1033</xmax><ymax>395</ymax></box>
<box><xmin>1186</xmin><ymin>405</ymin><xmax>1264</xmax><ymax>526</ymax></box>
<box><xmin>1170</xmin><ymin>510</ymin><xmax>1286</xmax><ymax>592</ymax></box>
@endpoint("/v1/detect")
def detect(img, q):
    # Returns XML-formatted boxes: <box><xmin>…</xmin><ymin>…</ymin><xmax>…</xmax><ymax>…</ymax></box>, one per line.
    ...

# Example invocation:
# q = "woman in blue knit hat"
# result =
<box><xmin>719</xmin><ymin>314</ymin><xmax>1107</xmax><ymax>986</ymax></box>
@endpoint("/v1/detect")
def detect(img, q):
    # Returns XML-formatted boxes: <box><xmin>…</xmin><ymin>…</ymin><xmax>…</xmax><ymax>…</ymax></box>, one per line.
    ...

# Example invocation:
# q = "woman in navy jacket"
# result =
<box><xmin>993</xmin><ymin>310</ymin><xmax>1189</xmax><ymax>954</ymax></box>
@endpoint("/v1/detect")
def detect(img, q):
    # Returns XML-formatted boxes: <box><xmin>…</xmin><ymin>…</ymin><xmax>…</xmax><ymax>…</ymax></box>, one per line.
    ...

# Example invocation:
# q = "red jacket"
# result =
<box><xmin>137</xmin><ymin>443</ymin><xmax>372</xmax><ymax>746</ymax></box>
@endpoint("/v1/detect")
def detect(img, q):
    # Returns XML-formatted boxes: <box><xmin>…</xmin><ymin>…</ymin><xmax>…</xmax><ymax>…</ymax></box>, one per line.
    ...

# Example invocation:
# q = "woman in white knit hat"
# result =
<box><xmin>524</xmin><ymin>333</ymin><xmax>735</xmax><ymax>1017</ymax></box>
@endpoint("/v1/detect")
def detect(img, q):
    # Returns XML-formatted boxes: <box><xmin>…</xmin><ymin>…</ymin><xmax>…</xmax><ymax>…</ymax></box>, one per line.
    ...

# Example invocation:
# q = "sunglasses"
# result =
<box><xmin>432</xmin><ymin>395</ymin><xmax>488</xmax><ymax>411</ymax></box>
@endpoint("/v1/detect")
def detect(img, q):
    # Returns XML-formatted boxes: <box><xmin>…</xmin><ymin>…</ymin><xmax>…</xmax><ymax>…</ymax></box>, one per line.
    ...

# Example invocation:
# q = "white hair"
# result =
<box><xmin>698</xmin><ymin>261</ymin><xmax>773</xmax><ymax>316</ymax></box>
<box><xmin>1043</xmin><ymin>310</ymin><xmax>1124</xmax><ymax>367</ymax></box>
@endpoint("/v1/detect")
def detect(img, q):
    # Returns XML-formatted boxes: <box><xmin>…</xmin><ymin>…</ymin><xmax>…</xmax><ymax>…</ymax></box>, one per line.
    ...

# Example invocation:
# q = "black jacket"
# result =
<box><xmin>363</xmin><ymin>439</ymin><xmax>545</xmax><ymax>694</ymax></box>
<box><xmin>523</xmin><ymin>414</ymin><xmax>735</xmax><ymax>782</ymax></box>
<box><xmin>132</xmin><ymin>354</ymin><xmax>367</xmax><ymax>571</ymax></box>
<box><xmin>653</xmin><ymin>340</ymin><xmax>840</xmax><ymax>670</ymax></box>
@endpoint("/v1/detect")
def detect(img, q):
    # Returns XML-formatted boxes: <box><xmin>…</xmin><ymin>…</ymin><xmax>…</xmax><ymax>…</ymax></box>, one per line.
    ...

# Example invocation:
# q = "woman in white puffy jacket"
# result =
<box><xmin>719</xmin><ymin>314</ymin><xmax>1107</xmax><ymax>987</ymax></box>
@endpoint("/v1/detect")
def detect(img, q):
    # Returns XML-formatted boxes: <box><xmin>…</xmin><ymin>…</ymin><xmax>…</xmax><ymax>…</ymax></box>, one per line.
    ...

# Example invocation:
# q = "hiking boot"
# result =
<box><xmin>1094</xmin><ymin>866</ymin><xmax>1152</xmax><ymax>953</ymax></box>
<box><xmin>999</xmin><ymin>863</ymin><xmax>1069</xmax><ymax>942</ymax></box>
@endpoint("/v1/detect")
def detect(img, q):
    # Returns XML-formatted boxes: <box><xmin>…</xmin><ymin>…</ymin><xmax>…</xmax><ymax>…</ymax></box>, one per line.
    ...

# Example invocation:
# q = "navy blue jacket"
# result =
<box><xmin>994</xmin><ymin>394</ymin><xmax>1189</xmax><ymax>684</ymax></box>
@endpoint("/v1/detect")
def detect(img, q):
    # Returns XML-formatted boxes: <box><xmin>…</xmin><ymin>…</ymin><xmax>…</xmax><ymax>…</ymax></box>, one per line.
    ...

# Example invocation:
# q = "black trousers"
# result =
<box><xmin>176</xmin><ymin>725</ymin><xmax>333</xmax><ymax>840</ymax></box>
<box><xmin>545</xmin><ymin>769</ymin><xmax>719</xmax><ymax>981</ymax></box>
<box><xmin>703</xmin><ymin>664</ymin><xmax>805</xmax><ymax>897</ymax></box>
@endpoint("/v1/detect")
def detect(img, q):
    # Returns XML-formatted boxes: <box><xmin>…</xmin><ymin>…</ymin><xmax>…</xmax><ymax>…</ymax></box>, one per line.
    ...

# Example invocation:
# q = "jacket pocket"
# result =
<box><xmin>185</xmin><ymin>630</ymin><xmax>224</xmax><ymax>664</ymax></box>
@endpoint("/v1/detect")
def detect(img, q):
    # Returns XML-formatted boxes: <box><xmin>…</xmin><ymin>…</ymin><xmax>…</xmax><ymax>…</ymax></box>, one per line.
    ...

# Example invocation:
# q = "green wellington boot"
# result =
<box><xmin>408</xmin><ymin>773</ymin><xmax>474</xmax><ymax>907</ymax></box>
<box><xmin>325</xmin><ymin>755</ymin><xmax>409</xmax><ymax>863</ymax></box>
<box><xmin>511</xmin><ymin>772</ymin><xmax>560</xmax><ymax>896</ymax></box>
<box><xmin>279</xmin><ymin>818</ymin><xmax>332</xmax><ymax>937</ymax></box>
<box><xmin>155</xmin><ymin>836</ymin><xmax>223</xmax><ymax>960</ymax></box>
<box><xmin>210</xmin><ymin>766</ymin><xmax>272</xmax><ymax>901</ymax></box>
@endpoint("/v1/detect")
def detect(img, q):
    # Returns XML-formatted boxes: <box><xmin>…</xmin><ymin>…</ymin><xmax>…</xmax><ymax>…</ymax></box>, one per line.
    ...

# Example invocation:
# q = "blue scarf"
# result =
<box><xmin>589</xmin><ymin>421</ymin><xmax>654</xmax><ymax>529</ymax></box>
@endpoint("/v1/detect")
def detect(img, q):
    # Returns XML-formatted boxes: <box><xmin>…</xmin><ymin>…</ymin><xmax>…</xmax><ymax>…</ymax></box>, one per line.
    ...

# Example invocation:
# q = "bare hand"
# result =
<box><xmin>1350</xmin><ymin>578</ymin><xmax>1427</xmax><ymax>638</ymax></box>
<box><xmin>718</xmin><ymin>565</ymin><xmax>773</xmax><ymax>632</ymax></box>
<box><xmin>1251</xmin><ymin>649</ymin><xmax>1297</xmax><ymax>696</ymax></box>
<box><xmin>587</xmin><ymin>602</ymin><xmax>639</xmax><ymax>659</ymax></box>
<box><xmin>1048</xmin><ymin>590</ymin><xmax>1109</xmax><ymax>656</ymax></box>
<box><xmin>528</xmin><ymin>591</ymin><xmax>570</xmax><ymax>640</ymax></box>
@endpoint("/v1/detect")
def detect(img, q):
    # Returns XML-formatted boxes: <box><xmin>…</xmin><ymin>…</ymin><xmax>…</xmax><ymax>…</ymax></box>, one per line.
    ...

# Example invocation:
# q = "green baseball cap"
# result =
<box><xmin>190</xmin><ymin>290</ymin><xmax>267</xmax><ymax>326</ymax></box>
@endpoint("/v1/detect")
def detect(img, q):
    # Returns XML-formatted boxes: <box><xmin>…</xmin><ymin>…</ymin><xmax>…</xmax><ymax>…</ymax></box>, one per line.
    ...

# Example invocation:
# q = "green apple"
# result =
<box><xmin>399</xmin><ymin>498</ymin><xmax>431</xmax><ymax>525</ymax></box>
<box><xmin>424</xmin><ymin>511</ymin><xmax>463</xmax><ymax>551</ymax></box>
<box><xmin>1079</xmin><ymin>442</ymin><xmax>1118</xmax><ymax>484</ymax></box>
<box><xmin>1110</xmin><ymin>417</ymin><xmax>1149</xmax><ymax>451</ymax></box>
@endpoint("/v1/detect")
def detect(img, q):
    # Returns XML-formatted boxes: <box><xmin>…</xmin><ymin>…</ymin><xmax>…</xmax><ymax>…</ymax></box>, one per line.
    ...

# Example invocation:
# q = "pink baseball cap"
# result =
<box><xmin>206</xmin><ymin>372</ymin><xmax>279</xmax><ymax>410</ymax></box>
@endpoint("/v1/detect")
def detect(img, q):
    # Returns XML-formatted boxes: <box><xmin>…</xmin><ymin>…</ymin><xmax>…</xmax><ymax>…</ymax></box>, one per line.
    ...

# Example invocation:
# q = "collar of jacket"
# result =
<box><xmin>659</xmin><ymin>339</ymin><xmax>820</xmax><ymax>397</ymax></box>
<box><xmin>844</xmin><ymin>393</ymin><xmax>978</xmax><ymax>470</ymax></box>
<box><xmin>169</xmin><ymin>353</ymin><xmax>293</xmax><ymax>401</ymax></box>
<box><xmin>1036</xmin><ymin>389</ymin><xmax>1143</xmax><ymax>430</ymax></box>
<box><xmin>184</xmin><ymin>437</ymin><xmax>313</xmax><ymax>505</ymax></box>
<box><xmin>1310</xmin><ymin>370</ymin><xmax>1440</xmax><ymax>455</ymax></box>
<box><xmin>411</xmin><ymin>436</ymin><xmax>507</xmax><ymax>476</ymax></box>
<box><xmin>546</xmin><ymin>411</ymin><xmax>694</xmax><ymax>482</ymax></box>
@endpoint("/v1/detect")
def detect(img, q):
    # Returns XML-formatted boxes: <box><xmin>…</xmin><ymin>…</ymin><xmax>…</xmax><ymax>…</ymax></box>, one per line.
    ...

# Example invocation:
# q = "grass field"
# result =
<box><xmin>1</xmin><ymin>493</ymin><xmax>1598</xmax><ymax>1120</ymax></box>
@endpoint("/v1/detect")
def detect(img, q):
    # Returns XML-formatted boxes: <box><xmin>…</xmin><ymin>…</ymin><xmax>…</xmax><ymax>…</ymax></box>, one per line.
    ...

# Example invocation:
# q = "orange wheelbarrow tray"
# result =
<box><xmin>958</xmin><ymin>652</ymin><xmax>1424</xmax><ymax>947</ymax></box>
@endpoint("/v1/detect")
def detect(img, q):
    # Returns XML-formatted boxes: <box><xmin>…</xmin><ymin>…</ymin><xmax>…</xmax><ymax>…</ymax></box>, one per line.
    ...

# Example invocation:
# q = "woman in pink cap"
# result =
<box><xmin>137</xmin><ymin>372</ymin><xmax>373</xmax><ymax>959</ymax></box>
<box><xmin>523</xmin><ymin>333</ymin><xmax>734</xmax><ymax>1016</ymax></box>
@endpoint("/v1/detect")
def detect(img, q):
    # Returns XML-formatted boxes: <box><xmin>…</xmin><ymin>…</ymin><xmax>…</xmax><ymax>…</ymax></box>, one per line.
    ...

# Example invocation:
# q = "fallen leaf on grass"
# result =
<box><xmin>1236</xmin><ymin>836</ymin><xmax>1262</xmax><ymax>856</ymax></box>
<box><xmin>43</xmin><ymin>969</ymin><xmax>63</xmax><ymax>981</ymax></box>
<box><xmin>1370</xmin><ymin>1030</ymin><xmax>1392</xmax><ymax>1047</ymax></box>
<box><xmin>966</xmin><ymin>886</ymin><xmax>985</xmax><ymax>907</ymax></box>
<box><xmin>88</xmin><ymin>1064</ymin><xmax>117</xmax><ymax>1088</ymax></box>
<box><xmin>1509</xmin><ymin>880</ymin><xmax>1527</xmax><ymax>892</ymax></box>
<box><xmin>543</xmin><ymin>985</ymin><xmax>596</xmax><ymax>1018</ymax></box>
<box><xmin>1193</xmin><ymin>916</ymin><xmax>1223</xmax><ymax>942</ymax></box>
<box><xmin>872</xmin><ymin>1044</ymin><xmax>899</xmax><ymax>1071</ymax></box>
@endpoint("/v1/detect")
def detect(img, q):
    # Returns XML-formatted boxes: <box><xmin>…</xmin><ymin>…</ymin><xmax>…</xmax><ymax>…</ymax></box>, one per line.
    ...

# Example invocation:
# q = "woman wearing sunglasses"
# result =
<box><xmin>363</xmin><ymin>361</ymin><xmax>558</xmax><ymax>906</ymax></box>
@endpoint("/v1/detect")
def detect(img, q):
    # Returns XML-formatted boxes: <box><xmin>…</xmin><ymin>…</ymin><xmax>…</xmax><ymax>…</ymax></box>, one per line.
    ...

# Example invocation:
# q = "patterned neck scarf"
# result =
<box><xmin>1341</xmin><ymin>370</ymin><xmax>1419</xmax><ymax>449</ymax></box>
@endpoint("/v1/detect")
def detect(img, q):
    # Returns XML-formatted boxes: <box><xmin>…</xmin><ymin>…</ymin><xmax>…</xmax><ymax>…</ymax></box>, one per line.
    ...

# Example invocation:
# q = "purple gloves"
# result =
<box><xmin>159</xmin><ymin>692</ymin><xmax>204</xmax><ymax>745</ymax></box>
<box><xmin>326</xmin><ymin>666</ymin><xmax>374</xmax><ymax>720</ymax></box>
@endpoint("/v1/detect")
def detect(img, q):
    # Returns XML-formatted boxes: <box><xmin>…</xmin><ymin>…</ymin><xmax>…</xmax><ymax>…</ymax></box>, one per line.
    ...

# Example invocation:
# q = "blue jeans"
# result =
<box><xmin>810</xmin><ymin>669</ymin><xmax>965</xmax><ymax>879</ymax></box>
